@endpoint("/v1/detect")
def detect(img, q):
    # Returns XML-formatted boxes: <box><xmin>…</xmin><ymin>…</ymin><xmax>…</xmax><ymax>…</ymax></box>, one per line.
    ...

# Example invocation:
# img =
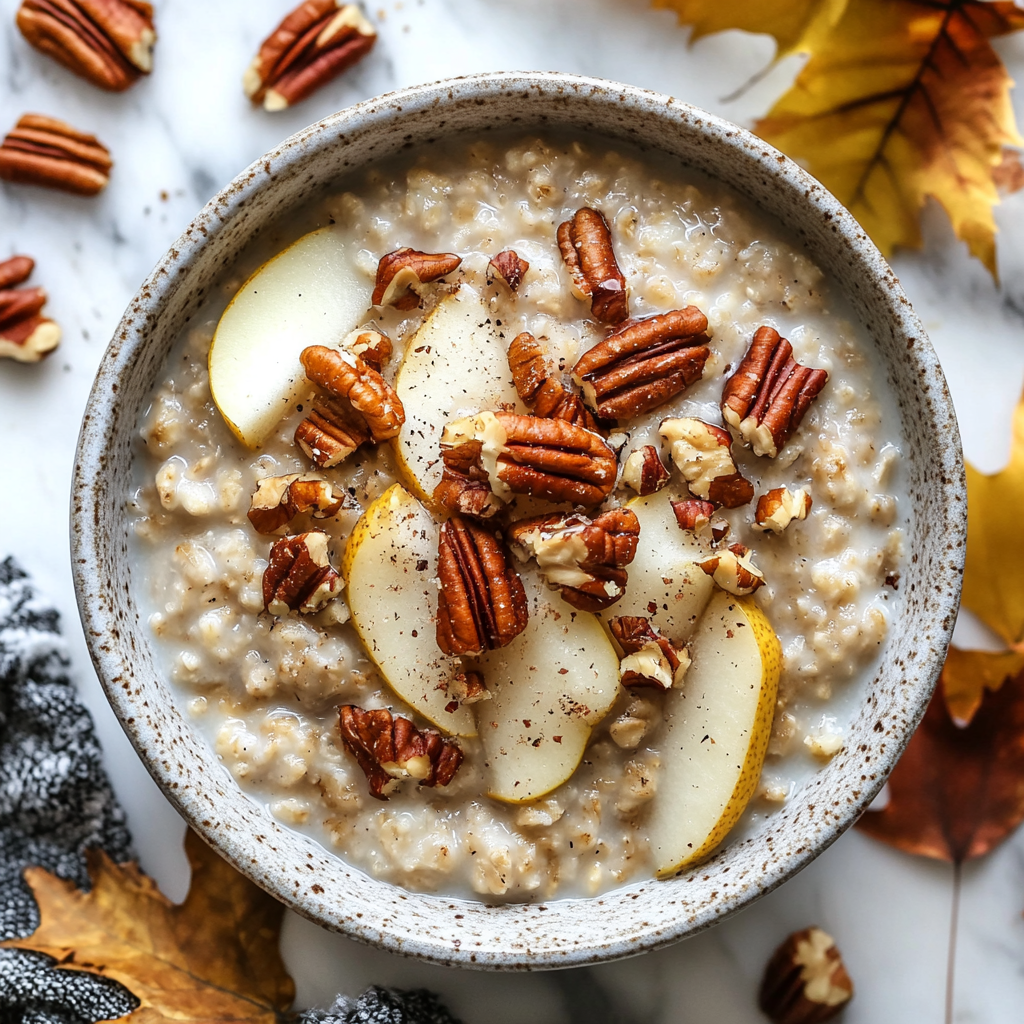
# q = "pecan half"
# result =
<box><xmin>671</xmin><ymin>498</ymin><xmax>715</xmax><ymax>533</ymax></box>
<box><xmin>698</xmin><ymin>543</ymin><xmax>765</xmax><ymax>595</ymax></box>
<box><xmin>508</xmin><ymin>507</ymin><xmax>640</xmax><ymax>611</ymax></box>
<box><xmin>754</xmin><ymin>486</ymin><xmax>812</xmax><ymax>534</ymax></box>
<box><xmin>0</xmin><ymin>256</ymin><xmax>61</xmax><ymax>363</ymax></box>
<box><xmin>508</xmin><ymin>331</ymin><xmax>603</xmax><ymax>432</ymax></box>
<box><xmin>263</xmin><ymin>531</ymin><xmax>343</xmax><ymax>615</ymax></box>
<box><xmin>436</xmin><ymin>411</ymin><xmax>618</xmax><ymax>514</ymax></box>
<box><xmin>294</xmin><ymin>394</ymin><xmax>371</xmax><ymax>468</ymax></box>
<box><xmin>436</xmin><ymin>516</ymin><xmax>528</xmax><ymax>656</ymax></box>
<box><xmin>339</xmin><ymin>705</ymin><xmax>463</xmax><ymax>801</ymax></box>
<box><xmin>244</xmin><ymin>1</ymin><xmax>376</xmax><ymax>111</ymax></box>
<box><xmin>371</xmin><ymin>247</ymin><xmax>462</xmax><ymax>310</ymax></box>
<box><xmin>0</xmin><ymin>114</ymin><xmax>111</xmax><ymax>195</ymax></box>
<box><xmin>610</xmin><ymin>615</ymin><xmax>690</xmax><ymax>690</ymax></box>
<box><xmin>659</xmin><ymin>417</ymin><xmax>753</xmax><ymax>509</ymax></box>
<box><xmin>621</xmin><ymin>445</ymin><xmax>670</xmax><ymax>496</ymax></box>
<box><xmin>721</xmin><ymin>326</ymin><xmax>829</xmax><ymax>458</ymax></box>
<box><xmin>488</xmin><ymin>249</ymin><xmax>529</xmax><ymax>292</ymax></box>
<box><xmin>247</xmin><ymin>473</ymin><xmax>343</xmax><ymax>534</ymax></box>
<box><xmin>557</xmin><ymin>207</ymin><xmax>628</xmax><ymax>323</ymax></box>
<box><xmin>572</xmin><ymin>308</ymin><xmax>710</xmax><ymax>420</ymax></box>
<box><xmin>300</xmin><ymin>344</ymin><xmax>404</xmax><ymax>441</ymax></box>
<box><xmin>17</xmin><ymin>0</ymin><xmax>156</xmax><ymax>92</ymax></box>
<box><xmin>759</xmin><ymin>927</ymin><xmax>854</xmax><ymax>1024</ymax></box>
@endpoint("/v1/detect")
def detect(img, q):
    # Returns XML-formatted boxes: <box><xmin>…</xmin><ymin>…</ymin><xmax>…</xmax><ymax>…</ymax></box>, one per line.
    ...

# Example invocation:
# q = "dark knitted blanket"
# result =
<box><xmin>0</xmin><ymin>557</ymin><xmax>458</xmax><ymax>1024</ymax></box>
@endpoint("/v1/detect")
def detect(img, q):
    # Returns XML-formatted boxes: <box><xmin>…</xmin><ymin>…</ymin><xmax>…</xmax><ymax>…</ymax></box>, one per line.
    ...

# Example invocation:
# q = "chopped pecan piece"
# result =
<box><xmin>339</xmin><ymin>705</ymin><xmax>463</xmax><ymax>801</ymax></box>
<box><xmin>671</xmin><ymin>498</ymin><xmax>715</xmax><ymax>532</ymax></box>
<box><xmin>244</xmin><ymin>1</ymin><xmax>376</xmax><ymax>111</ymax></box>
<box><xmin>508</xmin><ymin>331</ymin><xmax>603</xmax><ymax>432</ymax></box>
<box><xmin>508</xmin><ymin>507</ymin><xmax>640</xmax><ymax>611</ymax></box>
<box><xmin>342</xmin><ymin>327</ymin><xmax>392</xmax><ymax>371</ymax></box>
<box><xmin>263</xmin><ymin>531</ymin><xmax>343</xmax><ymax>615</ymax></box>
<box><xmin>436</xmin><ymin>411</ymin><xmax>617</xmax><ymax>514</ymax></box>
<box><xmin>300</xmin><ymin>344</ymin><xmax>404</xmax><ymax>441</ymax></box>
<box><xmin>659</xmin><ymin>417</ymin><xmax>753</xmax><ymax>509</ymax></box>
<box><xmin>572</xmin><ymin>308</ymin><xmax>710</xmax><ymax>420</ymax></box>
<box><xmin>447</xmin><ymin>668</ymin><xmax>490</xmax><ymax>709</ymax></box>
<box><xmin>557</xmin><ymin>207</ymin><xmax>628</xmax><ymax>323</ymax></box>
<box><xmin>247</xmin><ymin>473</ymin><xmax>343</xmax><ymax>534</ymax></box>
<box><xmin>488</xmin><ymin>249</ymin><xmax>529</xmax><ymax>292</ymax></box>
<box><xmin>436</xmin><ymin>516</ymin><xmax>528</xmax><ymax>656</ymax></box>
<box><xmin>610</xmin><ymin>615</ymin><xmax>689</xmax><ymax>690</ymax></box>
<box><xmin>507</xmin><ymin>331</ymin><xmax>550</xmax><ymax>403</ymax></box>
<box><xmin>759</xmin><ymin>927</ymin><xmax>854</xmax><ymax>1024</ymax></box>
<box><xmin>371</xmin><ymin>247</ymin><xmax>462</xmax><ymax>309</ymax></box>
<box><xmin>17</xmin><ymin>0</ymin><xmax>156</xmax><ymax>92</ymax></box>
<box><xmin>698</xmin><ymin>543</ymin><xmax>765</xmax><ymax>595</ymax></box>
<box><xmin>621</xmin><ymin>445</ymin><xmax>670</xmax><ymax>496</ymax></box>
<box><xmin>0</xmin><ymin>114</ymin><xmax>112</xmax><ymax>195</ymax></box>
<box><xmin>754</xmin><ymin>486</ymin><xmax>812</xmax><ymax>534</ymax></box>
<box><xmin>721</xmin><ymin>326</ymin><xmax>829</xmax><ymax>458</ymax></box>
<box><xmin>0</xmin><ymin>256</ymin><xmax>61</xmax><ymax>362</ymax></box>
<box><xmin>294</xmin><ymin>394</ymin><xmax>371</xmax><ymax>467</ymax></box>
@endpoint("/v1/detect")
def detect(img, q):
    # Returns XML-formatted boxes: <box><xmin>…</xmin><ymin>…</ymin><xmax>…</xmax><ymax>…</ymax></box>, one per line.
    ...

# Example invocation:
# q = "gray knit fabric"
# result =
<box><xmin>0</xmin><ymin>558</ymin><xmax>460</xmax><ymax>1024</ymax></box>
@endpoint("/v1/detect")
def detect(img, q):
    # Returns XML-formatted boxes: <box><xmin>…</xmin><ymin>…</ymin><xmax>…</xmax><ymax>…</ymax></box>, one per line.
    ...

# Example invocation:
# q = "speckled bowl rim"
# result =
<box><xmin>72</xmin><ymin>71</ymin><xmax>965</xmax><ymax>970</ymax></box>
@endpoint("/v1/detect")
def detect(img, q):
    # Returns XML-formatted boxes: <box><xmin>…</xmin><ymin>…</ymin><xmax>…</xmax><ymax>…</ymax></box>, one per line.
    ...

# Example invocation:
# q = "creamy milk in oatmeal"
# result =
<box><xmin>129</xmin><ymin>134</ymin><xmax>906</xmax><ymax>901</ymax></box>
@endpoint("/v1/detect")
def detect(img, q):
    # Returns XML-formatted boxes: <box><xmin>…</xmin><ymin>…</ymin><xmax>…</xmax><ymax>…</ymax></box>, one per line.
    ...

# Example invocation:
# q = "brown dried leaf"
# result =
<box><xmin>0</xmin><ymin>829</ymin><xmax>294</xmax><ymax>1022</ymax></box>
<box><xmin>857</xmin><ymin>665</ymin><xmax>1024</xmax><ymax>862</ymax></box>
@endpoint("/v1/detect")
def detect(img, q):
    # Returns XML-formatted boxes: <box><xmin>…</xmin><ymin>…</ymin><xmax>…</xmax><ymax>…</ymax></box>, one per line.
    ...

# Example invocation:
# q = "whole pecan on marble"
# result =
<box><xmin>572</xmin><ymin>308</ymin><xmax>711</xmax><ymax>421</ymax></box>
<box><xmin>659</xmin><ymin>417</ymin><xmax>754</xmax><ymax>509</ymax></box>
<box><xmin>263</xmin><ymin>531</ymin><xmax>344</xmax><ymax>615</ymax></box>
<box><xmin>371</xmin><ymin>247</ymin><xmax>462</xmax><ymax>310</ymax></box>
<box><xmin>557</xmin><ymin>207</ymin><xmax>628</xmax><ymax>323</ymax></box>
<box><xmin>610</xmin><ymin>615</ymin><xmax>689</xmax><ymax>691</ymax></box>
<box><xmin>0</xmin><ymin>255</ymin><xmax>61</xmax><ymax>362</ymax></box>
<box><xmin>247</xmin><ymin>473</ymin><xmax>344</xmax><ymax>534</ymax></box>
<box><xmin>436</xmin><ymin>516</ymin><xmax>528</xmax><ymax>656</ymax></box>
<box><xmin>721</xmin><ymin>325</ymin><xmax>829</xmax><ymax>458</ymax></box>
<box><xmin>507</xmin><ymin>331</ymin><xmax>604</xmax><ymax>433</ymax></box>
<box><xmin>245</xmin><ymin>1</ymin><xmax>376</xmax><ymax>112</ymax></box>
<box><xmin>488</xmin><ymin>249</ymin><xmax>530</xmax><ymax>292</ymax></box>
<box><xmin>300</xmin><ymin>343</ymin><xmax>404</xmax><ymax>442</ymax></box>
<box><xmin>339</xmin><ymin>705</ymin><xmax>463</xmax><ymax>801</ymax></box>
<box><xmin>0</xmin><ymin>114</ymin><xmax>111</xmax><ymax>195</ymax></box>
<box><xmin>508</xmin><ymin>508</ymin><xmax>640</xmax><ymax>612</ymax></box>
<box><xmin>759</xmin><ymin>927</ymin><xmax>854</xmax><ymax>1024</ymax></box>
<box><xmin>435</xmin><ymin>411</ymin><xmax>618</xmax><ymax>516</ymax></box>
<box><xmin>17</xmin><ymin>0</ymin><xmax>156</xmax><ymax>92</ymax></box>
<box><xmin>620</xmin><ymin>445</ymin><xmax>670</xmax><ymax>496</ymax></box>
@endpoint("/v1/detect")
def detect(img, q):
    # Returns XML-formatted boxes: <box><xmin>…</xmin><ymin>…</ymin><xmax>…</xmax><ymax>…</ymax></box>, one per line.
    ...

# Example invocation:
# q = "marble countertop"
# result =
<box><xmin>3</xmin><ymin>1</ymin><xmax>1024</xmax><ymax>1020</ymax></box>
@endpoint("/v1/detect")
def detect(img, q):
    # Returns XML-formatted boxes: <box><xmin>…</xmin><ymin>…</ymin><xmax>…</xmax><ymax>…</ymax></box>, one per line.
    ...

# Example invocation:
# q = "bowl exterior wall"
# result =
<box><xmin>72</xmin><ymin>72</ymin><xmax>964</xmax><ymax>969</ymax></box>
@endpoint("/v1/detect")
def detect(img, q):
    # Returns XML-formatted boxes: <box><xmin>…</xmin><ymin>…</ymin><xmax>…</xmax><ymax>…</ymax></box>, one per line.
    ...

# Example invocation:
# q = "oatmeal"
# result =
<box><xmin>129</xmin><ymin>135</ymin><xmax>905</xmax><ymax>900</ymax></box>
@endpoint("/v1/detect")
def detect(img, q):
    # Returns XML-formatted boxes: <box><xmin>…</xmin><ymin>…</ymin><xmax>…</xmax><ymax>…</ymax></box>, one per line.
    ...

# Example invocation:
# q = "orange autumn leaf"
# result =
<box><xmin>942</xmin><ymin>644</ymin><xmax>1024</xmax><ymax>726</ymax></box>
<box><xmin>653</xmin><ymin>0</ymin><xmax>1024</xmax><ymax>275</ymax></box>
<box><xmin>0</xmin><ymin>829</ymin><xmax>295</xmax><ymax>1023</ymax></box>
<box><xmin>857</xmin><ymin>665</ymin><xmax>1024</xmax><ymax>862</ymax></box>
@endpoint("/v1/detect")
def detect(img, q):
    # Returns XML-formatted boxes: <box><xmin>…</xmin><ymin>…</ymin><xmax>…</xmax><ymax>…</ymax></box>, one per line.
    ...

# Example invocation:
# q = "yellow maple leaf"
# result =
<box><xmin>963</xmin><ymin>389</ymin><xmax>1024</xmax><ymax>647</ymax></box>
<box><xmin>653</xmin><ymin>0</ymin><xmax>849</xmax><ymax>56</ymax></box>
<box><xmin>1</xmin><ymin>829</ymin><xmax>295</xmax><ymax>1023</ymax></box>
<box><xmin>754</xmin><ymin>0</ymin><xmax>1024</xmax><ymax>276</ymax></box>
<box><xmin>942</xmin><ymin>644</ymin><xmax>1024</xmax><ymax>725</ymax></box>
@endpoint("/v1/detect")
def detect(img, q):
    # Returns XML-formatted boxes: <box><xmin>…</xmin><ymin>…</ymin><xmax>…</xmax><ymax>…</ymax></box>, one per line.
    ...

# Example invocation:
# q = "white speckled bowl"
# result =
<box><xmin>72</xmin><ymin>72</ymin><xmax>965</xmax><ymax>970</ymax></box>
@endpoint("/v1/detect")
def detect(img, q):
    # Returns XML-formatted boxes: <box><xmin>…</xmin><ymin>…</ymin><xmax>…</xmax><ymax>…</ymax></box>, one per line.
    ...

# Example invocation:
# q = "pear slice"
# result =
<box><xmin>209</xmin><ymin>227</ymin><xmax>370</xmax><ymax>448</ymax></box>
<box><xmin>476</xmin><ymin>575</ymin><xmax>620</xmax><ymax>803</ymax></box>
<box><xmin>594</xmin><ymin>491</ymin><xmax>715</xmax><ymax>643</ymax></box>
<box><xmin>649</xmin><ymin>591</ymin><xmax>781</xmax><ymax>876</ymax></box>
<box><xmin>341</xmin><ymin>483</ymin><xmax>475</xmax><ymax>736</ymax></box>
<box><xmin>392</xmin><ymin>287</ymin><xmax>521</xmax><ymax>502</ymax></box>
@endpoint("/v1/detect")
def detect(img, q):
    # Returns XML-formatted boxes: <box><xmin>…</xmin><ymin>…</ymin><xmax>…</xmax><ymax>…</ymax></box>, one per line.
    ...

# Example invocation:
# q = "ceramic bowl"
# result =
<box><xmin>72</xmin><ymin>72</ymin><xmax>965</xmax><ymax>970</ymax></box>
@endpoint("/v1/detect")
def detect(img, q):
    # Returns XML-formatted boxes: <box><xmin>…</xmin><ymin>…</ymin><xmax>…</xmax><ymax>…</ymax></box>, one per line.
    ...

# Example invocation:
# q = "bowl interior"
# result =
<box><xmin>72</xmin><ymin>72</ymin><xmax>964</xmax><ymax>969</ymax></box>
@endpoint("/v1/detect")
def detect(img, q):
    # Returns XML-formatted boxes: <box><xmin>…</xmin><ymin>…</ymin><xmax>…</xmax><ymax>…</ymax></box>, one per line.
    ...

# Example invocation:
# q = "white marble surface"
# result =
<box><xmin>3</xmin><ymin>0</ymin><xmax>1024</xmax><ymax>1020</ymax></box>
